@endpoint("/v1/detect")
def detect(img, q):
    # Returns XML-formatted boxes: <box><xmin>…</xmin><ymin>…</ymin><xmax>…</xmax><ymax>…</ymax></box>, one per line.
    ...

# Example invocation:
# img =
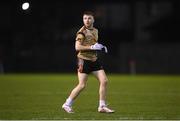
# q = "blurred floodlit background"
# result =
<box><xmin>0</xmin><ymin>0</ymin><xmax>180</xmax><ymax>74</ymax></box>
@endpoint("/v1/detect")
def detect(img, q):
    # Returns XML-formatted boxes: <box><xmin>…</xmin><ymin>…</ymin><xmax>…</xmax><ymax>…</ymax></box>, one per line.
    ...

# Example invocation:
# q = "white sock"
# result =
<box><xmin>65</xmin><ymin>97</ymin><xmax>73</xmax><ymax>106</ymax></box>
<box><xmin>99</xmin><ymin>100</ymin><xmax>106</xmax><ymax>107</ymax></box>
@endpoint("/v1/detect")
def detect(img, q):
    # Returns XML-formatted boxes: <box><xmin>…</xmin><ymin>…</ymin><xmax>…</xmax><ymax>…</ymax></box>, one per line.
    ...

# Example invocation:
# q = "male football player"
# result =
<box><xmin>62</xmin><ymin>11</ymin><xmax>114</xmax><ymax>113</ymax></box>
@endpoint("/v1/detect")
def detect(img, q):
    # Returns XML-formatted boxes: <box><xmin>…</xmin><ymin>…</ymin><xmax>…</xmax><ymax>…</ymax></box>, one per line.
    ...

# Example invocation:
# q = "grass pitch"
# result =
<box><xmin>0</xmin><ymin>74</ymin><xmax>180</xmax><ymax>120</ymax></box>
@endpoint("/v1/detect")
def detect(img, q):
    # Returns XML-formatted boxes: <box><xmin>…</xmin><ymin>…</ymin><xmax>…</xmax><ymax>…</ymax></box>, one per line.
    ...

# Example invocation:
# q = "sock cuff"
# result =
<box><xmin>65</xmin><ymin>97</ymin><xmax>73</xmax><ymax>106</ymax></box>
<box><xmin>99</xmin><ymin>100</ymin><xmax>106</xmax><ymax>107</ymax></box>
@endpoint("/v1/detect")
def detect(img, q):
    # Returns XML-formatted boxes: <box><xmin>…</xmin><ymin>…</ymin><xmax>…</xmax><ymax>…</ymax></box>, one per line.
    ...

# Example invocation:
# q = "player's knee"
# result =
<box><xmin>78</xmin><ymin>83</ymin><xmax>86</xmax><ymax>90</ymax></box>
<box><xmin>100</xmin><ymin>78</ymin><xmax>108</xmax><ymax>86</ymax></box>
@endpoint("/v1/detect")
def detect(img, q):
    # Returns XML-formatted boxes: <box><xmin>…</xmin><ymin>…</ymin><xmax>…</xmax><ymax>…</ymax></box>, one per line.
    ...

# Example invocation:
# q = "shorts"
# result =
<box><xmin>77</xmin><ymin>58</ymin><xmax>103</xmax><ymax>74</ymax></box>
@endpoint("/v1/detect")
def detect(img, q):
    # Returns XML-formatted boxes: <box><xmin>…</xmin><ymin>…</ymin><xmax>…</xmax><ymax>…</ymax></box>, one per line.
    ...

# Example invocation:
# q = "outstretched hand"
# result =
<box><xmin>90</xmin><ymin>43</ymin><xmax>104</xmax><ymax>50</ymax></box>
<box><xmin>91</xmin><ymin>43</ymin><xmax>108</xmax><ymax>53</ymax></box>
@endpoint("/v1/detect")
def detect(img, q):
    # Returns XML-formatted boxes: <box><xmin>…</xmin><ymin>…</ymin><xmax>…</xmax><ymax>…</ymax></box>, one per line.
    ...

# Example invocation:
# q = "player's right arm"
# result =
<box><xmin>75</xmin><ymin>41</ymin><xmax>104</xmax><ymax>51</ymax></box>
<box><xmin>75</xmin><ymin>33</ymin><xmax>104</xmax><ymax>51</ymax></box>
<box><xmin>75</xmin><ymin>41</ymin><xmax>91</xmax><ymax>51</ymax></box>
<box><xmin>75</xmin><ymin>33</ymin><xmax>91</xmax><ymax>51</ymax></box>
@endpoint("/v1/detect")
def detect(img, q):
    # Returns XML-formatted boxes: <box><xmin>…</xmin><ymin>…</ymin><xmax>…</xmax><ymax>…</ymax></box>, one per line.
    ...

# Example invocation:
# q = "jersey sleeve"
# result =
<box><xmin>76</xmin><ymin>32</ymin><xmax>85</xmax><ymax>43</ymax></box>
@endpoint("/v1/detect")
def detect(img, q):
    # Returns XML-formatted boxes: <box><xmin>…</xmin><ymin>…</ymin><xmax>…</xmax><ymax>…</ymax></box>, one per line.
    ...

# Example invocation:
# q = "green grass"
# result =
<box><xmin>0</xmin><ymin>74</ymin><xmax>180</xmax><ymax>120</ymax></box>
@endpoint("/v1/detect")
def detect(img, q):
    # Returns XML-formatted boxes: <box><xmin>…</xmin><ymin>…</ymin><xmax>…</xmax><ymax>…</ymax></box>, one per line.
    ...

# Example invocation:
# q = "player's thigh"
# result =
<box><xmin>92</xmin><ymin>70</ymin><xmax>108</xmax><ymax>83</ymax></box>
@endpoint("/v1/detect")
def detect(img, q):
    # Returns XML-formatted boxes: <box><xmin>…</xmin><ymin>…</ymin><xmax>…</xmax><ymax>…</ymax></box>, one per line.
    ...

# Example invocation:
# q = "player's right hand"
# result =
<box><xmin>90</xmin><ymin>43</ymin><xmax>104</xmax><ymax>50</ymax></box>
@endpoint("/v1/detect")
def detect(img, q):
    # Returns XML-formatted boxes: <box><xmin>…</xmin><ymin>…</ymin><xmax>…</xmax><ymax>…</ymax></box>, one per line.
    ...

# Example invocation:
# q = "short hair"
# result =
<box><xmin>83</xmin><ymin>11</ymin><xmax>94</xmax><ymax>17</ymax></box>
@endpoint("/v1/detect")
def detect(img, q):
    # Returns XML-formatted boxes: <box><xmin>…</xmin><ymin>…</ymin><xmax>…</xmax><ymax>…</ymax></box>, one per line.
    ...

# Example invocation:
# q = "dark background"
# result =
<box><xmin>0</xmin><ymin>0</ymin><xmax>180</xmax><ymax>74</ymax></box>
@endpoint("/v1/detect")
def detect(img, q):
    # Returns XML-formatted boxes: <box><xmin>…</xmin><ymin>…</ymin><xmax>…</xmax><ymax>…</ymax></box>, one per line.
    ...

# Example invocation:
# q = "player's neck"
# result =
<box><xmin>85</xmin><ymin>25</ymin><xmax>93</xmax><ymax>30</ymax></box>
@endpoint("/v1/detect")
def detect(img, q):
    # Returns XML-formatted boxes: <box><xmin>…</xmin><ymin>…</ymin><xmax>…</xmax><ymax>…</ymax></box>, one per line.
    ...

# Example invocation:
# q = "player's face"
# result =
<box><xmin>83</xmin><ymin>14</ymin><xmax>94</xmax><ymax>28</ymax></box>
